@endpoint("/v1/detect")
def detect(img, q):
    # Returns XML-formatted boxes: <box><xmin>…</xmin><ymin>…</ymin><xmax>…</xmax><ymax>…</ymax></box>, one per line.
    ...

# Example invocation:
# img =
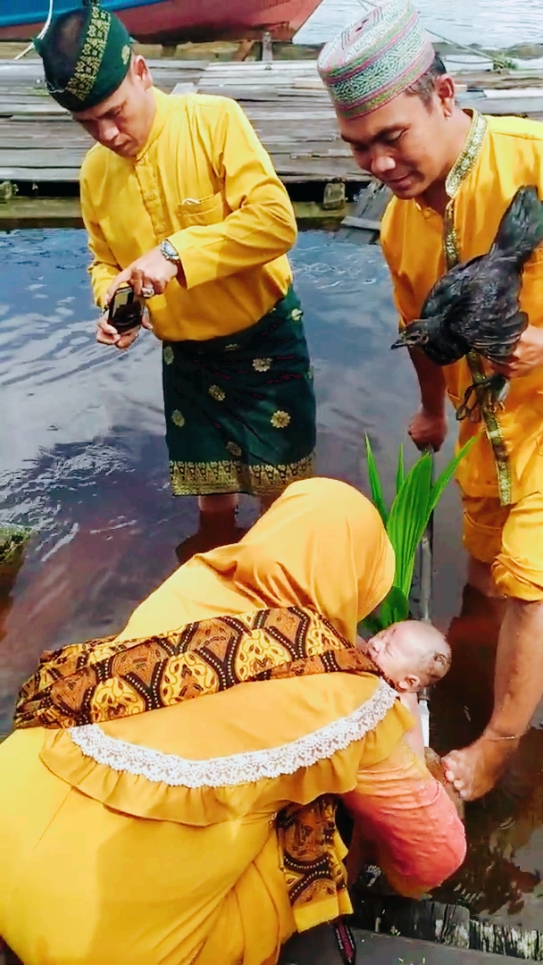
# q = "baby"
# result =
<box><xmin>358</xmin><ymin>619</ymin><xmax>451</xmax><ymax>694</ymax></box>
<box><xmin>357</xmin><ymin>620</ymin><xmax>452</xmax><ymax>760</ymax></box>
<box><xmin>347</xmin><ymin>622</ymin><xmax>460</xmax><ymax>885</ymax></box>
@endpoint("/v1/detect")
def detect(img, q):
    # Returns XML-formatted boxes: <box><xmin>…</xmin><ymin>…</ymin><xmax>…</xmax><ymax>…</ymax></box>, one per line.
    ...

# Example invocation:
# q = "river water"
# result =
<box><xmin>2</xmin><ymin>226</ymin><xmax>543</xmax><ymax>931</ymax></box>
<box><xmin>2</xmin><ymin>0</ymin><xmax>543</xmax><ymax>937</ymax></box>
<box><xmin>297</xmin><ymin>0</ymin><xmax>543</xmax><ymax>49</ymax></box>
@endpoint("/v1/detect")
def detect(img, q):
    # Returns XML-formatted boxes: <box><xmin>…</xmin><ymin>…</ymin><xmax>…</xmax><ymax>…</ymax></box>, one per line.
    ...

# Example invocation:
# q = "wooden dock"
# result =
<box><xmin>0</xmin><ymin>58</ymin><xmax>368</xmax><ymax>191</ymax></box>
<box><xmin>282</xmin><ymin>927</ymin><xmax>540</xmax><ymax>964</ymax></box>
<box><xmin>0</xmin><ymin>57</ymin><xmax>543</xmax><ymax>226</ymax></box>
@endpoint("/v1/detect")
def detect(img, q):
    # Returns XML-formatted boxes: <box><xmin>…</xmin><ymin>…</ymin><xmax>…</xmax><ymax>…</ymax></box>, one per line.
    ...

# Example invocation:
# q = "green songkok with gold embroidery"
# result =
<box><xmin>34</xmin><ymin>2</ymin><xmax>133</xmax><ymax>112</ymax></box>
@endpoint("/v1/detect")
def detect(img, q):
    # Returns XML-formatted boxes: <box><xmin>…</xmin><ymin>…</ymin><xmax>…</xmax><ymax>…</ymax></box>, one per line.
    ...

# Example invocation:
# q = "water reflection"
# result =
<box><xmin>431</xmin><ymin>585</ymin><xmax>543</xmax><ymax>929</ymax></box>
<box><xmin>1</xmin><ymin>227</ymin><xmax>542</xmax><ymax>929</ymax></box>
<box><xmin>298</xmin><ymin>0</ymin><xmax>543</xmax><ymax>49</ymax></box>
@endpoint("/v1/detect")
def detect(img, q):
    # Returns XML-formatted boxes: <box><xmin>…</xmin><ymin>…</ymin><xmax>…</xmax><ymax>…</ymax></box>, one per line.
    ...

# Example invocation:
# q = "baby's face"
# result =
<box><xmin>363</xmin><ymin>621</ymin><xmax>445</xmax><ymax>692</ymax></box>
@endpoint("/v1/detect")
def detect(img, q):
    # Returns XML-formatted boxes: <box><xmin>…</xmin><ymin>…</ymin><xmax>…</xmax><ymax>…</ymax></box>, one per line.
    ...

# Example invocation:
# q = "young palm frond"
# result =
<box><xmin>361</xmin><ymin>435</ymin><xmax>474</xmax><ymax>633</ymax></box>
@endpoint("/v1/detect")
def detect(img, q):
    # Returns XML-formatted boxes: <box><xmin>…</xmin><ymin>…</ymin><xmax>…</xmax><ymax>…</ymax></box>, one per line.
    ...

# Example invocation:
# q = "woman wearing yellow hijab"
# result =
<box><xmin>0</xmin><ymin>478</ymin><xmax>465</xmax><ymax>965</ymax></box>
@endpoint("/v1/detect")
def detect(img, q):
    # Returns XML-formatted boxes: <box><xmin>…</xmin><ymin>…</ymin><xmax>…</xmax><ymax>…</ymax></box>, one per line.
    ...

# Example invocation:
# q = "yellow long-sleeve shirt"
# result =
<box><xmin>80</xmin><ymin>89</ymin><xmax>297</xmax><ymax>342</ymax></box>
<box><xmin>381</xmin><ymin>111</ymin><xmax>543</xmax><ymax>505</ymax></box>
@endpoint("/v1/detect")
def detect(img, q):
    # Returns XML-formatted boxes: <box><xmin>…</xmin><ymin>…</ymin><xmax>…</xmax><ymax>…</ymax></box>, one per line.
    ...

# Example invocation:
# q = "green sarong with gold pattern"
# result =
<box><xmin>162</xmin><ymin>287</ymin><xmax>316</xmax><ymax>497</ymax></box>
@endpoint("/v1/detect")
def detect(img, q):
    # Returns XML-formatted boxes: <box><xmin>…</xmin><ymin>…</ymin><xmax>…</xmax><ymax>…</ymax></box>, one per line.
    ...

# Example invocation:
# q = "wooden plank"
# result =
<box><xmin>0</xmin><ymin>150</ymin><xmax>88</xmax><ymax>166</ymax></box>
<box><xmin>0</xmin><ymin>133</ymin><xmax>344</xmax><ymax>150</ymax></box>
<box><xmin>196</xmin><ymin>88</ymin><xmax>329</xmax><ymax>100</ymax></box>
<box><xmin>354</xmin><ymin>932</ymin><xmax>537</xmax><ymax>964</ymax></box>
<box><xmin>170</xmin><ymin>83</ymin><xmax>197</xmax><ymax>95</ymax></box>
<box><xmin>452</xmin><ymin>68</ymin><xmax>543</xmax><ymax>90</ymax></box>
<box><xmin>282</xmin><ymin>172</ymin><xmax>369</xmax><ymax>183</ymax></box>
<box><xmin>0</xmin><ymin>195</ymin><xmax>358</xmax><ymax>229</ymax></box>
<box><xmin>242</xmin><ymin>110</ymin><xmax>337</xmax><ymax>120</ymax></box>
<box><xmin>2</xmin><ymin>60</ymin><xmax>541</xmax><ymax>194</ymax></box>
<box><xmin>0</xmin><ymin>146</ymin><xmax>355</xmax><ymax>167</ymax></box>
<box><xmin>341</xmin><ymin>215</ymin><xmax>382</xmax><ymax>231</ymax></box>
<box><xmin>0</xmin><ymin>167</ymin><xmax>81</xmax><ymax>180</ymax></box>
<box><xmin>470</xmin><ymin>922</ymin><xmax>543</xmax><ymax>960</ymax></box>
<box><xmin>353</xmin><ymin>887</ymin><xmax>543</xmax><ymax>960</ymax></box>
<box><xmin>337</xmin><ymin>180</ymin><xmax>391</xmax><ymax>243</ymax></box>
<box><xmin>460</xmin><ymin>93</ymin><xmax>543</xmax><ymax>115</ymax></box>
<box><xmin>482</xmin><ymin>86</ymin><xmax>543</xmax><ymax>99</ymax></box>
<box><xmin>269</xmin><ymin>158</ymin><xmax>361</xmax><ymax>177</ymax></box>
<box><xmin>0</xmin><ymin>104</ymin><xmax>67</xmax><ymax>116</ymax></box>
<box><xmin>0</xmin><ymin>159</ymin><xmax>363</xmax><ymax>184</ymax></box>
<box><xmin>285</xmin><ymin>920</ymin><xmax>540</xmax><ymax>963</ymax></box>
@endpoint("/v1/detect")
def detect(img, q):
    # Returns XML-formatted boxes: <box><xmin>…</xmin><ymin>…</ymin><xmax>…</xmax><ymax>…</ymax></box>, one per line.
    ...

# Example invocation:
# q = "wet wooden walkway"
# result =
<box><xmin>281</xmin><ymin>928</ymin><xmax>540</xmax><ymax>964</ymax></box>
<box><xmin>0</xmin><ymin>58</ymin><xmax>543</xmax><ymax>192</ymax></box>
<box><xmin>0</xmin><ymin>58</ymin><xmax>368</xmax><ymax>188</ymax></box>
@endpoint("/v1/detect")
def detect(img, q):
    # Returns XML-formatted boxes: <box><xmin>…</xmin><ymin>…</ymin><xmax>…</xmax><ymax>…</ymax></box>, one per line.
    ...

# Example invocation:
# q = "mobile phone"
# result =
<box><xmin>108</xmin><ymin>285</ymin><xmax>143</xmax><ymax>334</ymax></box>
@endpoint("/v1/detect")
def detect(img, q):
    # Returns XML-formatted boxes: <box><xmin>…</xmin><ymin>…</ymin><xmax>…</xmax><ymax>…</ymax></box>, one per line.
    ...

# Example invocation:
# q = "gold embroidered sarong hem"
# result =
<box><xmin>169</xmin><ymin>453</ymin><xmax>316</xmax><ymax>496</ymax></box>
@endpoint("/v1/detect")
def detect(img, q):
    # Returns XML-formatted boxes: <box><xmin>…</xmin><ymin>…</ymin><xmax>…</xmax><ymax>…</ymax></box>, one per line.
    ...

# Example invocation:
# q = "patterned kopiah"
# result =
<box><xmin>317</xmin><ymin>0</ymin><xmax>435</xmax><ymax>119</ymax></box>
<box><xmin>35</xmin><ymin>4</ymin><xmax>133</xmax><ymax>112</ymax></box>
<box><xmin>64</xmin><ymin>5</ymin><xmax>111</xmax><ymax>104</ymax></box>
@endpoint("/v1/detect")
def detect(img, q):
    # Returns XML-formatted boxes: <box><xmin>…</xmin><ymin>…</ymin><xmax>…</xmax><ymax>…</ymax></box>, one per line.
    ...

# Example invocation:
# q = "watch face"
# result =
<box><xmin>162</xmin><ymin>241</ymin><xmax>178</xmax><ymax>262</ymax></box>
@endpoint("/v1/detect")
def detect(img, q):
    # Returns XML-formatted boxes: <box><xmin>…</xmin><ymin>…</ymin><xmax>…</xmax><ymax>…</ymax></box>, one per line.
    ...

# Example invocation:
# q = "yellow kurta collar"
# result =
<box><xmin>414</xmin><ymin>111</ymin><xmax>488</xmax><ymax>218</ymax></box>
<box><xmin>445</xmin><ymin>109</ymin><xmax>488</xmax><ymax>200</ymax></box>
<box><xmin>443</xmin><ymin>110</ymin><xmax>488</xmax><ymax>270</ymax></box>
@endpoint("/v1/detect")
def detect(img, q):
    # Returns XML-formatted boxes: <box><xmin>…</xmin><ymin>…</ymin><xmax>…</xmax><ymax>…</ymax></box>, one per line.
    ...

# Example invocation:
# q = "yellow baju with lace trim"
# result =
<box><xmin>0</xmin><ymin>674</ymin><xmax>411</xmax><ymax>965</ymax></box>
<box><xmin>0</xmin><ymin>479</ymin><xmax>466</xmax><ymax>964</ymax></box>
<box><xmin>381</xmin><ymin>111</ymin><xmax>543</xmax><ymax>599</ymax></box>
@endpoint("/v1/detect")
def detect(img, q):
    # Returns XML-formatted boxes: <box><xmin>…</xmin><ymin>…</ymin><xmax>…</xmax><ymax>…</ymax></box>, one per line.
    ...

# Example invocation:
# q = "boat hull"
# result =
<box><xmin>0</xmin><ymin>0</ymin><xmax>323</xmax><ymax>43</ymax></box>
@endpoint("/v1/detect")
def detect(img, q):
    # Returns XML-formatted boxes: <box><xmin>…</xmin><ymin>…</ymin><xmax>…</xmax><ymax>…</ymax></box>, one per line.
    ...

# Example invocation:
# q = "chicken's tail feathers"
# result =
<box><xmin>492</xmin><ymin>185</ymin><xmax>543</xmax><ymax>264</ymax></box>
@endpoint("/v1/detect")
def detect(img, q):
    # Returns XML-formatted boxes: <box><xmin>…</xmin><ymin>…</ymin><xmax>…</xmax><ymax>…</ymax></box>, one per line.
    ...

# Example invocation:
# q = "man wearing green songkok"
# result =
<box><xmin>34</xmin><ymin>1</ymin><xmax>316</xmax><ymax>556</ymax></box>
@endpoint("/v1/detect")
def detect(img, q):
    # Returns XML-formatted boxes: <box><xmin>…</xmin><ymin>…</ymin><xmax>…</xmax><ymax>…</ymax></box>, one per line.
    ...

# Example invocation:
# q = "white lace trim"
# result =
<box><xmin>68</xmin><ymin>679</ymin><xmax>397</xmax><ymax>789</ymax></box>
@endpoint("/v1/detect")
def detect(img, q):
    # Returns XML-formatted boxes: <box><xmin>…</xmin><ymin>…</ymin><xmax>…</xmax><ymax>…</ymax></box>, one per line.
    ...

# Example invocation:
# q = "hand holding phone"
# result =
<box><xmin>108</xmin><ymin>285</ymin><xmax>143</xmax><ymax>334</ymax></box>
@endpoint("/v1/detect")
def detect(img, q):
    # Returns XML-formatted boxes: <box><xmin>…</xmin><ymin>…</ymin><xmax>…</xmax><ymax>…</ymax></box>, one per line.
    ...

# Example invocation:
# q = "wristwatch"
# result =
<box><xmin>160</xmin><ymin>239</ymin><xmax>181</xmax><ymax>264</ymax></box>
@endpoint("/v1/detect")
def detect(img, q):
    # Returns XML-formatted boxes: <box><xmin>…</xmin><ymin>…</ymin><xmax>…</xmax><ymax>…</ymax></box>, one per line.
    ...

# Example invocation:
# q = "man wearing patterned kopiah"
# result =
<box><xmin>34</xmin><ymin>0</ymin><xmax>316</xmax><ymax>557</ymax></box>
<box><xmin>319</xmin><ymin>0</ymin><xmax>543</xmax><ymax>802</ymax></box>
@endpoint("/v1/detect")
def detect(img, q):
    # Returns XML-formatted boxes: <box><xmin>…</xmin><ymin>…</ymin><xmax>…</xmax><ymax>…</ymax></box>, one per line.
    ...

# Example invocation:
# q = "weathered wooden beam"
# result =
<box><xmin>353</xmin><ymin>889</ymin><xmax>543</xmax><ymax>960</ymax></box>
<box><xmin>340</xmin><ymin>215</ymin><xmax>381</xmax><ymax>232</ymax></box>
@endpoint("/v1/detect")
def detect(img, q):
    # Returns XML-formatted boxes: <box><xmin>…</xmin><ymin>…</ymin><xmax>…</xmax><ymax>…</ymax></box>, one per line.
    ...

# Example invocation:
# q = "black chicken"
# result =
<box><xmin>390</xmin><ymin>186</ymin><xmax>543</xmax><ymax>367</ymax></box>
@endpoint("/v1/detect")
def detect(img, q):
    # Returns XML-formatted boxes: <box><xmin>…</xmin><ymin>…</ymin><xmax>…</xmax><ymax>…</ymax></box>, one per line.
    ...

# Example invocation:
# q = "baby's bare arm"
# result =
<box><xmin>399</xmin><ymin>692</ymin><xmax>425</xmax><ymax>758</ymax></box>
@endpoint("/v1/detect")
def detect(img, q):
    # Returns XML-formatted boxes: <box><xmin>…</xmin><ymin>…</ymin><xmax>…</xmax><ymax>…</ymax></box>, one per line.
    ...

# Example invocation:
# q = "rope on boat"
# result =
<box><xmin>354</xmin><ymin>0</ymin><xmax>518</xmax><ymax>70</ymax></box>
<box><xmin>14</xmin><ymin>0</ymin><xmax>54</xmax><ymax>60</ymax></box>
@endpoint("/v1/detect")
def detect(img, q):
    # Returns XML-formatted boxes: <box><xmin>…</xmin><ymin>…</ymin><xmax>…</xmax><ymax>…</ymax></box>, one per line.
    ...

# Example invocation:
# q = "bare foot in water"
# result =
<box><xmin>443</xmin><ymin>734</ymin><xmax>519</xmax><ymax>802</ymax></box>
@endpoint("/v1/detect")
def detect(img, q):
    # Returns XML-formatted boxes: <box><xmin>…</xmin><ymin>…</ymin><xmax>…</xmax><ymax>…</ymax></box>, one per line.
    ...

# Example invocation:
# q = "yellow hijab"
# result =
<box><xmin>119</xmin><ymin>477</ymin><xmax>395</xmax><ymax>644</ymax></box>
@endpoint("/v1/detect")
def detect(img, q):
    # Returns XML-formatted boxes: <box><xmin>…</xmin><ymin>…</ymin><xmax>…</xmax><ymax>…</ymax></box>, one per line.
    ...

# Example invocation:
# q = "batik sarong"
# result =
<box><xmin>162</xmin><ymin>287</ymin><xmax>316</xmax><ymax>496</ymax></box>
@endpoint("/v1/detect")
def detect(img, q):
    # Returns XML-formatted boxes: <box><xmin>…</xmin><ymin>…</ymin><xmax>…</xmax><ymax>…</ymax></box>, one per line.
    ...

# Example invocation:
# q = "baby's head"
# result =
<box><xmin>361</xmin><ymin>620</ymin><xmax>451</xmax><ymax>693</ymax></box>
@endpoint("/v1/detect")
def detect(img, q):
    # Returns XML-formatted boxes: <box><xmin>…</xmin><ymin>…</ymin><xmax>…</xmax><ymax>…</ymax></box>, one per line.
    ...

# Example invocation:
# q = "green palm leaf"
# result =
<box><xmin>379</xmin><ymin>585</ymin><xmax>410</xmax><ymax>628</ymax></box>
<box><xmin>429</xmin><ymin>437</ymin><xmax>476</xmax><ymax>515</ymax></box>
<box><xmin>360</xmin><ymin>437</ymin><xmax>473</xmax><ymax>633</ymax></box>
<box><xmin>395</xmin><ymin>443</ymin><xmax>405</xmax><ymax>493</ymax></box>
<box><xmin>364</xmin><ymin>434</ymin><xmax>389</xmax><ymax>525</ymax></box>
<box><xmin>387</xmin><ymin>452</ymin><xmax>433</xmax><ymax>597</ymax></box>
